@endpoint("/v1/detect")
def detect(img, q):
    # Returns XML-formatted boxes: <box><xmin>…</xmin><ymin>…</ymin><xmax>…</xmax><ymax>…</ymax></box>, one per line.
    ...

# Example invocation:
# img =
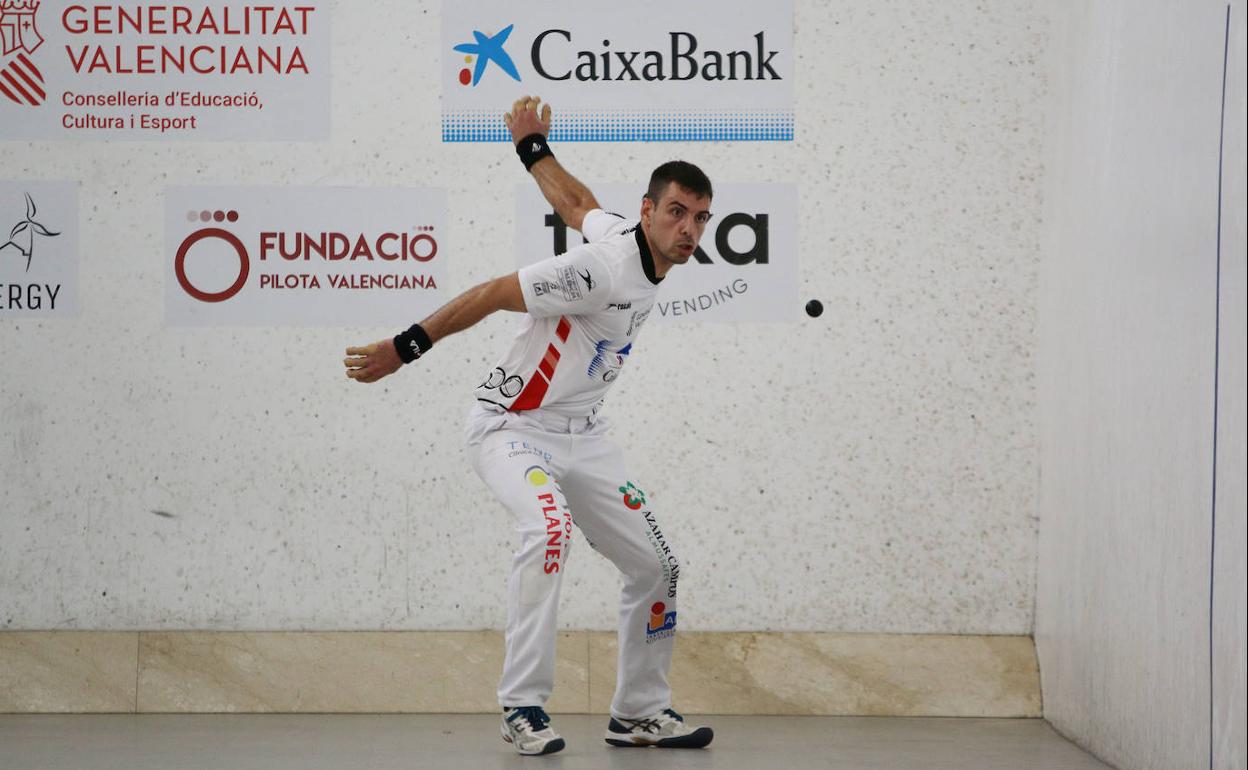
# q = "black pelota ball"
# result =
<box><xmin>805</xmin><ymin>299</ymin><xmax>824</xmax><ymax>318</ymax></box>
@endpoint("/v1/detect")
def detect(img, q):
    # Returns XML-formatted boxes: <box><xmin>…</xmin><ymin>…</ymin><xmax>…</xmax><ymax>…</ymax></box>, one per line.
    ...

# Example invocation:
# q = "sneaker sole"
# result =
<box><xmin>605</xmin><ymin>726</ymin><xmax>713</xmax><ymax>749</ymax></box>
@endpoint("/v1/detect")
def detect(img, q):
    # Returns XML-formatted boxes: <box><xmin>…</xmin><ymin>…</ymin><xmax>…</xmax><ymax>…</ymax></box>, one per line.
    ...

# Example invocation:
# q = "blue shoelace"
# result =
<box><xmin>508</xmin><ymin>706</ymin><xmax>551</xmax><ymax>732</ymax></box>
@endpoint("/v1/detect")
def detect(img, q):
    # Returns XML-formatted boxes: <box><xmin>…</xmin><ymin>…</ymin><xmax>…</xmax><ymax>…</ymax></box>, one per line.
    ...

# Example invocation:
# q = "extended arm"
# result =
<box><xmin>505</xmin><ymin>96</ymin><xmax>600</xmax><ymax>232</ymax></box>
<box><xmin>343</xmin><ymin>272</ymin><xmax>524</xmax><ymax>384</ymax></box>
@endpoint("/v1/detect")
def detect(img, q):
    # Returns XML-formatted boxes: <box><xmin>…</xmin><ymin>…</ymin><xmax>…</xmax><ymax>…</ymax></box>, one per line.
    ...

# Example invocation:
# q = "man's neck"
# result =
<box><xmin>642</xmin><ymin>226</ymin><xmax>674</xmax><ymax>278</ymax></box>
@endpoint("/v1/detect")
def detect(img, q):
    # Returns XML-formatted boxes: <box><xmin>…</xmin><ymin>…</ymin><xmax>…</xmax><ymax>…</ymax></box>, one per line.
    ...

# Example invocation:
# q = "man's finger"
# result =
<box><xmin>504</xmin><ymin>111</ymin><xmax>513</xmax><ymax>127</ymax></box>
<box><xmin>540</xmin><ymin>103</ymin><xmax>551</xmax><ymax>126</ymax></box>
<box><xmin>345</xmin><ymin>346</ymin><xmax>370</xmax><ymax>356</ymax></box>
<box><xmin>344</xmin><ymin>356</ymin><xmax>367</xmax><ymax>368</ymax></box>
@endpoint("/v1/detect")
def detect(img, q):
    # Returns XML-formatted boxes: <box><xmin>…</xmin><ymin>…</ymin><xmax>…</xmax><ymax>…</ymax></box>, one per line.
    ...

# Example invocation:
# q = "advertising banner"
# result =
<box><xmin>165</xmin><ymin>186</ymin><xmax>446</xmax><ymax>326</ymax></box>
<box><xmin>443</xmin><ymin>0</ymin><xmax>793</xmax><ymax>142</ymax></box>
<box><xmin>516</xmin><ymin>183</ymin><xmax>797</xmax><ymax>322</ymax></box>
<box><xmin>0</xmin><ymin>1</ymin><xmax>330</xmax><ymax>140</ymax></box>
<box><xmin>0</xmin><ymin>180</ymin><xmax>78</xmax><ymax>317</ymax></box>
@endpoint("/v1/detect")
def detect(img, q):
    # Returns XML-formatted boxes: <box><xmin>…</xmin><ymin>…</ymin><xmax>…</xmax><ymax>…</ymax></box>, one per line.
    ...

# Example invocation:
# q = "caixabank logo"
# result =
<box><xmin>442</xmin><ymin>1</ymin><xmax>793</xmax><ymax>143</ymax></box>
<box><xmin>0</xmin><ymin>181</ymin><xmax>78</xmax><ymax>316</ymax></box>
<box><xmin>0</xmin><ymin>0</ymin><xmax>47</xmax><ymax>106</ymax></box>
<box><xmin>165</xmin><ymin>187</ymin><xmax>448</xmax><ymax>326</ymax></box>
<box><xmin>452</xmin><ymin>23</ymin><xmax>520</xmax><ymax>87</ymax></box>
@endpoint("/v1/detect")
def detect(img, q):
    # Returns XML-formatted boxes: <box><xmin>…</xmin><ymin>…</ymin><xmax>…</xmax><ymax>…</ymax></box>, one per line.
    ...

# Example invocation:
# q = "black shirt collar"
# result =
<box><xmin>634</xmin><ymin>226</ymin><xmax>663</xmax><ymax>285</ymax></box>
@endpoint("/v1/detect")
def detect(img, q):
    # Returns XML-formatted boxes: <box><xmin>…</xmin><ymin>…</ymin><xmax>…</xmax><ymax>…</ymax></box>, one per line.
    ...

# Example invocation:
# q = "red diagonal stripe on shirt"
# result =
<box><xmin>512</xmin><ymin>368</ymin><xmax>552</xmax><ymax>411</ymax></box>
<box><xmin>538</xmin><ymin>347</ymin><xmax>557</xmax><ymax>379</ymax></box>
<box><xmin>512</xmin><ymin>319</ymin><xmax>572</xmax><ymax>411</ymax></box>
<box><xmin>514</xmin><ymin>342</ymin><xmax>564</xmax><ymax>411</ymax></box>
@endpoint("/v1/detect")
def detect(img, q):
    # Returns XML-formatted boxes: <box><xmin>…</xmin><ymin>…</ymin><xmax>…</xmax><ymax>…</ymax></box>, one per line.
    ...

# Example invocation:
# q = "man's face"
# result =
<box><xmin>640</xmin><ymin>183</ymin><xmax>712</xmax><ymax>265</ymax></box>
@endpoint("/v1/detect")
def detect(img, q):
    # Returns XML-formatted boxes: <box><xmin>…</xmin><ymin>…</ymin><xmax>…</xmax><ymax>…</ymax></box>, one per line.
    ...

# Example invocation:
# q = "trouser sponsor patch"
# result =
<box><xmin>646</xmin><ymin>601</ymin><xmax>677</xmax><ymax>643</ymax></box>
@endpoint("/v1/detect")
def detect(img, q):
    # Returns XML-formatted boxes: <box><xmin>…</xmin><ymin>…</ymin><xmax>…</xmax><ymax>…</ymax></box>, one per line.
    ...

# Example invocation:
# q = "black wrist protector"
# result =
<box><xmin>516</xmin><ymin>133</ymin><xmax>554</xmax><ymax>171</ymax></box>
<box><xmin>393</xmin><ymin>323</ymin><xmax>433</xmax><ymax>364</ymax></box>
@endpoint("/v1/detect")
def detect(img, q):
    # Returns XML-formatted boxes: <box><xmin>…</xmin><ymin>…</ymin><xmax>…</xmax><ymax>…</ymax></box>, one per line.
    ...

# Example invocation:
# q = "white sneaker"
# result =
<box><xmin>605</xmin><ymin>708</ymin><xmax>714</xmax><ymax>748</ymax></box>
<box><xmin>500</xmin><ymin>706</ymin><xmax>566</xmax><ymax>755</ymax></box>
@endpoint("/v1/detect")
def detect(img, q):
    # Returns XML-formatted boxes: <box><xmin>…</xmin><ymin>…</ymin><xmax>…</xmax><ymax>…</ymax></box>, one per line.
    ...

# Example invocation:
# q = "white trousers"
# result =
<box><xmin>465</xmin><ymin>403</ymin><xmax>680</xmax><ymax>719</ymax></box>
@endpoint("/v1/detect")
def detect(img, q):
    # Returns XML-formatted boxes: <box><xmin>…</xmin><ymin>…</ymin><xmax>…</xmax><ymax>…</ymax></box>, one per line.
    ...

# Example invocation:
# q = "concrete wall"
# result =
<box><xmin>1037</xmin><ymin>2</ymin><xmax>1246</xmax><ymax>769</ymax></box>
<box><xmin>0</xmin><ymin>1</ymin><xmax>1048</xmax><ymax>635</ymax></box>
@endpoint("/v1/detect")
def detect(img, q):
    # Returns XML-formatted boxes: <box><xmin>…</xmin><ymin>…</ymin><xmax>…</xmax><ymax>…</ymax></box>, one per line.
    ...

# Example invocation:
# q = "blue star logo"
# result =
<box><xmin>453</xmin><ymin>24</ymin><xmax>521</xmax><ymax>86</ymax></box>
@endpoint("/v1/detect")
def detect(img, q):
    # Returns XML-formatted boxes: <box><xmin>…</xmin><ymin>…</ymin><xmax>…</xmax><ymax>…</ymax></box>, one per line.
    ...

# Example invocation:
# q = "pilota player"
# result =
<box><xmin>345</xmin><ymin>96</ymin><xmax>715</xmax><ymax>755</ymax></box>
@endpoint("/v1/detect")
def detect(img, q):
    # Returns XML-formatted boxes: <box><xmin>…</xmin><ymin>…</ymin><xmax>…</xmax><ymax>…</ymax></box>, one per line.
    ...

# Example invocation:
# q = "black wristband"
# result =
<box><xmin>393</xmin><ymin>323</ymin><xmax>433</xmax><ymax>364</ymax></box>
<box><xmin>516</xmin><ymin>132</ymin><xmax>554</xmax><ymax>171</ymax></box>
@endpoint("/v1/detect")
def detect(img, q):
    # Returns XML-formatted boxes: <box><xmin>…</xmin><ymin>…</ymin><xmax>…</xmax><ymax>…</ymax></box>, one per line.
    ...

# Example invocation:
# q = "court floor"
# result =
<box><xmin>0</xmin><ymin>713</ymin><xmax>1113</xmax><ymax>769</ymax></box>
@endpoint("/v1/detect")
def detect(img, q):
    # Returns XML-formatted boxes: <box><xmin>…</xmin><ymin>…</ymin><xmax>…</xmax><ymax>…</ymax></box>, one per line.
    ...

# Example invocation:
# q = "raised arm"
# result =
<box><xmin>343</xmin><ymin>272</ymin><xmax>524</xmax><ymax>384</ymax></box>
<box><xmin>504</xmin><ymin>96</ymin><xmax>601</xmax><ymax>232</ymax></box>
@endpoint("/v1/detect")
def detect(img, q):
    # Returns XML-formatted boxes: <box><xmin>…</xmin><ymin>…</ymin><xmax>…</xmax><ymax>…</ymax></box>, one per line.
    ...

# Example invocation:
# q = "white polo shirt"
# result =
<box><xmin>474</xmin><ymin>209</ymin><xmax>664</xmax><ymax>418</ymax></box>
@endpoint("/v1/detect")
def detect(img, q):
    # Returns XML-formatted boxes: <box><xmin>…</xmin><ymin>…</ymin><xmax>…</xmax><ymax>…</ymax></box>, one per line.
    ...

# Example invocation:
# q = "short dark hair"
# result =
<box><xmin>645</xmin><ymin>161</ymin><xmax>712</xmax><ymax>203</ymax></box>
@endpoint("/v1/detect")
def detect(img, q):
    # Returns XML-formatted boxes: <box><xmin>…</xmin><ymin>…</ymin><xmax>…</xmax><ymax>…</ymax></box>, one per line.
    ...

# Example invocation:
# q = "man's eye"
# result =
<box><xmin>695</xmin><ymin>213</ymin><xmax>711</xmax><ymax>224</ymax></box>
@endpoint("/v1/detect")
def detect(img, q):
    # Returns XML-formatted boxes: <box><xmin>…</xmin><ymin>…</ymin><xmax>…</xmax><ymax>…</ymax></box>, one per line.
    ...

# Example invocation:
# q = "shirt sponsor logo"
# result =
<box><xmin>532</xmin><ymin>279</ymin><xmax>560</xmax><ymax>297</ymax></box>
<box><xmin>480</xmin><ymin>366</ymin><xmax>524</xmax><ymax>398</ymax></box>
<box><xmin>588</xmin><ymin>339</ymin><xmax>631</xmax><ymax>382</ymax></box>
<box><xmin>557</xmin><ymin>264</ymin><xmax>582</xmax><ymax>301</ymax></box>
<box><xmin>625</xmin><ymin>307</ymin><xmax>650</xmax><ymax>336</ymax></box>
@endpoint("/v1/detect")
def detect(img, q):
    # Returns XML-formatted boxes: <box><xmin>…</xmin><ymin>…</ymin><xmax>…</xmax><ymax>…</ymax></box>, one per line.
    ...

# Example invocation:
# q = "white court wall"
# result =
<box><xmin>0</xmin><ymin>1</ymin><xmax>1048</xmax><ymax>634</ymax></box>
<box><xmin>1037</xmin><ymin>1</ymin><xmax>1246</xmax><ymax>769</ymax></box>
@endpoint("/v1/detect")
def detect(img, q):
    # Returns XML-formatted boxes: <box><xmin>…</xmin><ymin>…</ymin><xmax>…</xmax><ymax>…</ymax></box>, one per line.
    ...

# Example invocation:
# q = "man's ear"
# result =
<box><xmin>640</xmin><ymin>196</ymin><xmax>653</xmax><ymax>227</ymax></box>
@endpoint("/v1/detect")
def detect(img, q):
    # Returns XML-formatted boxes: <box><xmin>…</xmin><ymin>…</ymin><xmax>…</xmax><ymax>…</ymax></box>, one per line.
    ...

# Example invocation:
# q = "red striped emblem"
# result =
<box><xmin>0</xmin><ymin>54</ymin><xmax>45</xmax><ymax>106</ymax></box>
